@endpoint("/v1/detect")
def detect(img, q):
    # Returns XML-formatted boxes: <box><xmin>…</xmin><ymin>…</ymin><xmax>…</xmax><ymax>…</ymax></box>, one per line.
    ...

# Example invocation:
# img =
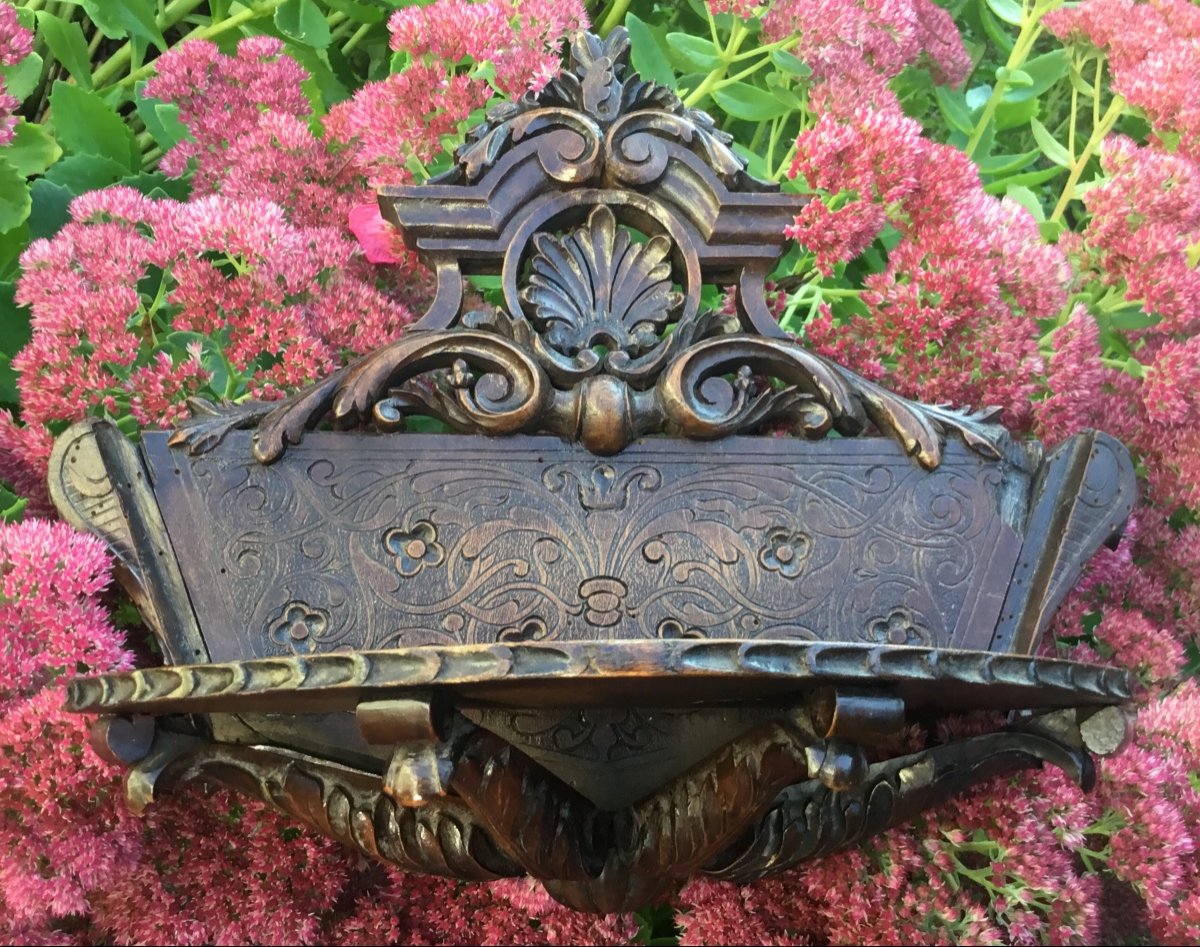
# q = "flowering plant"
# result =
<box><xmin>0</xmin><ymin>0</ymin><xmax>1199</xmax><ymax>944</ymax></box>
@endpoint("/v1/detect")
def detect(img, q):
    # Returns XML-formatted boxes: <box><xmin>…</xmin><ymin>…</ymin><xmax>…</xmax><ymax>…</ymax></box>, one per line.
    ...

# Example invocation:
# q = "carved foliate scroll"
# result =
<box><xmin>53</xmin><ymin>27</ymin><xmax>1137</xmax><ymax>914</ymax></box>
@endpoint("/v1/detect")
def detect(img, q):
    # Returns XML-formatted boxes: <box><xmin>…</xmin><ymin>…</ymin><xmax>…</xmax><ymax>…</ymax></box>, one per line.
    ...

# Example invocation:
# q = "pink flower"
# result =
<box><xmin>144</xmin><ymin>37</ymin><xmax>310</xmax><ymax>192</ymax></box>
<box><xmin>348</xmin><ymin>202</ymin><xmax>408</xmax><ymax>264</ymax></box>
<box><xmin>1047</xmin><ymin>0</ymin><xmax>1200</xmax><ymax>159</ymax></box>
<box><xmin>329</xmin><ymin>0</ymin><xmax>586</xmax><ymax>186</ymax></box>
<box><xmin>0</xmin><ymin>3</ymin><xmax>32</xmax><ymax>145</ymax></box>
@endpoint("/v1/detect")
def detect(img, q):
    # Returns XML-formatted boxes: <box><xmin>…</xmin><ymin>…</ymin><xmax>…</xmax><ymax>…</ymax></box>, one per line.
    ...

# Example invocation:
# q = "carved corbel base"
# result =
<box><xmin>89</xmin><ymin>693</ymin><xmax>1127</xmax><ymax>914</ymax></box>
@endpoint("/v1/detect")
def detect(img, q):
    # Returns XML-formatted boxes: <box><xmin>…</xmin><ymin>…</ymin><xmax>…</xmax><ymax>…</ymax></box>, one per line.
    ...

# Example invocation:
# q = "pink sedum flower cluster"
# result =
<box><xmin>0</xmin><ymin>1</ymin><xmax>33</xmax><ymax>145</ymax></box>
<box><xmin>0</xmin><ymin>520</ymin><xmax>134</xmax><ymax>938</ymax></box>
<box><xmin>144</xmin><ymin>37</ymin><xmax>310</xmax><ymax>192</ymax></box>
<box><xmin>13</xmin><ymin>185</ymin><xmax>413</xmax><ymax>442</ymax></box>
<box><xmin>786</xmin><ymin>47</ymin><xmax>1066</xmax><ymax>427</ymax></box>
<box><xmin>1046</xmin><ymin>0</ymin><xmax>1200</xmax><ymax>159</ymax></box>
<box><xmin>329</xmin><ymin>0</ymin><xmax>586</xmax><ymax>186</ymax></box>
<box><xmin>753</xmin><ymin>0</ymin><xmax>971</xmax><ymax>96</ymax></box>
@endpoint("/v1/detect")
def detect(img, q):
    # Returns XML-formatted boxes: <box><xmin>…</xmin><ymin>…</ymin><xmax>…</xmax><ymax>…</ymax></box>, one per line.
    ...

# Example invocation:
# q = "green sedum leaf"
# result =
<box><xmin>712</xmin><ymin>82</ymin><xmax>791</xmax><ymax>121</ymax></box>
<box><xmin>1030</xmin><ymin>117</ymin><xmax>1072</xmax><ymax>168</ymax></box>
<box><xmin>0</xmin><ymin>52</ymin><xmax>43</xmax><ymax>102</ymax></box>
<box><xmin>666</xmin><ymin>33</ymin><xmax>722</xmax><ymax>71</ymax></box>
<box><xmin>44</xmin><ymin>153</ymin><xmax>129</xmax><ymax>194</ymax></box>
<box><xmin>627</xmin><ymin>13</ymin><xmax>676</xmax><ymax>89</ymax></box>
<box><xmin>935</xmin><ymin>86</ymin><xmax>976</xmax><ymax>134</ymax></box>
<box><xmin>82</xmin><ymin>0</ymin><xmax>166</xmax><ymax>49</ymax></box>
<box><xmin>1004</xmin><ymin>50</ymin><xmax>1069</xmax><ymax>103</ymax></box>
<box><xmin>134</xmin><ymin>91</ymin><xmax>190</xmax><ymax>153</ymax></box>
<box><xmin>48</xmin><ymin>81</ymin><xmax>140</xmax><ymax>171</ymax></box>
<box><xmin>36</xmin><ymin>12</ymin><xmax>95</xmax><ymax>89</ymax></box>
<box><xmin>276</xmin><ymin>0</ymin><xmax>333</xmax><ymax>49</ymax></box>
<box><xmin>985</xmin><ymin>0</ymin><xmax>1024</xmax><ymax>25</ymax></box>
<box><xmin>1005</xmin><ymin>183</ymin><xmax>1045</xmax><ymax>221</ymax></box>
<box><xmin>4</xmin><ymin>123</ymin><xmax>62</xmax><ymax>178</ymax></box>
<box><xmin>0</xmin><ymin>158</ymin><xmax>31</xmax><ymax>233</ymax></box>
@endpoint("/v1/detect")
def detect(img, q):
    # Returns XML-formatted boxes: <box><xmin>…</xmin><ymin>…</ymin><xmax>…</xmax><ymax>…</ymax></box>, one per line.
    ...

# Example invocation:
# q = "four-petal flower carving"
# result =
<box><xmin>266</xmin><ymin>601</ymin><xmax>330</xmax><ymax>654</ymax></box>
<box><xmin>384</xmin><ymin>521</ymin><xmax>446</xmax><ymax>577</ymax></box>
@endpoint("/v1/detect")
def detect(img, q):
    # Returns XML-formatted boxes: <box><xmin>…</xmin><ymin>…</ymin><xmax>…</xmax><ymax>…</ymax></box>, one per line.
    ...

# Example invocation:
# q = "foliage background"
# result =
<box><xmin>1</xmin><ymin>0</ymin><xmax>1199</xmax><ymax>944</ymax></box>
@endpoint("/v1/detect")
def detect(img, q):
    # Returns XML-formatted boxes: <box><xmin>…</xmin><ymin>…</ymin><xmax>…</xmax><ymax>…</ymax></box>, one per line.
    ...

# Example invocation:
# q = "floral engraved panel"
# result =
<box><xmin>143</xmin><ymin>431</ymin><xmax>1025</xmax><ymax>662</ymax></box>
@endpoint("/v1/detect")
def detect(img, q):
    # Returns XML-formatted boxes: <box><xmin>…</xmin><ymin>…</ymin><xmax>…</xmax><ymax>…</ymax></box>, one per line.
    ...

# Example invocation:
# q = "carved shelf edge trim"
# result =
<box><xmin>65</xmin><ymin>641</ymin><xmax>1134</xmax><ymax>717</ymax></box>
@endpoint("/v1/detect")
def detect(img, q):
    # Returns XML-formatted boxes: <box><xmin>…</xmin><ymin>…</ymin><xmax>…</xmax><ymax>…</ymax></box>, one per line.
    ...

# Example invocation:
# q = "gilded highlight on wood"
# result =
<box><xmin>51</xmin><ymin>27</ymin><xmax>1138</xmax><ymax>913</ymax></box>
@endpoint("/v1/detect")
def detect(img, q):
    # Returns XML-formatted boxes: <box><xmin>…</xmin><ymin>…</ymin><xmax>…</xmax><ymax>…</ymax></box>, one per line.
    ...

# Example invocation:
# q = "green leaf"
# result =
<box><xmin>1038</xmin><ymin>219</ymin><xmax>1064</xmax><ymax>241</ymax></box>
<box><xmin>286</xmin><ymin>45</ymin><xmax>350</xmax><ymax>112</ymax></box>
<box><xmin>0</xmin><ymin>223</ymin><xmax>28</xmax><ymax>280</ymax></box>
<box><xmin>979</xmin><ymin>6</ymin><xmax>1016</xmax><ymax>54</ymax></box>
<box><xmin>985</xmin><ymin>0</ymin><xmax>1024</xmax><ymax>25</ymax></box>
<box><xmin>712</xmin><ymin>82</ymin><xmax>792</xmax><ymax>121</ymax></box>
<box><xmin>48</xmin><ymin>81</ymin><xmax>139</xmax><ymax>171</ymax></box>
<box><xmin>82</xmin><ymin>0</ymin><xmax>166</xmax><ymax>49</ymax></box>
<box><xmin>997</xmin><ymin>66</ymin><xmax>1033</xmax><ymax>88</ymax></box>
<box><xmin>627</xmin><ymin>13</ymin><xmax>676</xmax><ymax>89</ymax></box>
<box><xmin>0</xmin><ymin>283</ymin><xmax>22</xmax><ymax>404</ymax></box>
<box><xmin>935</xmin><ymin>86</ymin><xmax>976</xmax><ymax>134</ymax></box>
<box><xmin>28</xmin><ymin>179</ymin><xmax>73</xmax><ymax>239</ymax></box>
<box><xmin>119</xmin><ymin>171</ymin><xmax>191</xmax><ymax>201</ymax></box>
<box><xmin>45</xmin><ymin>153</ymin><xmax>129</xmax><ymax>194</ymax></box>
<box><xmin>0</xmin><ymin>487</ymin><xmax>27</xmax><ymax>523</ymax></box>
<box><xmin>0</xmin><ymin>353</ymin><xmax>16</xmax><ymax>408</ymax></box>
<box><xmin>4</xmin><ymin>123</ymin><xmax>62</xmax><ymax>177</ymax></box>
<box><xmin>982</xmin><ymin>164</ymin><xmax>1066</xmax><ymax>194</ymax></box>
<box><xmin>765</xmin><ymin>74</ymin><xmax>805</xmax><ymax>110</ymax></box>
<box><xmin>1030</xmin><ymin>117</ymin><xmax>1072</xmax><ymax>168</ymax></box>
<box><xmin>731</xmin><ymin>141</ymin><xmax>771</xmax><ymax>180</ymax></box>
<box><xmin>0</xmin><ymin>159</ymin><xmax>31</xmax><ymax>233</ymax></box>
<box><xmin>1004</xmin><ymin>49</ymin><xmax>1069</xmax><ymax>102</ymax></box>
<box><xmin>275</xmin><ymin>0</ymin><xmax>332</xmax><ymax>49</ymax></box>
<box><xmin>0</xmin><ymin>52</ymin><xmax>43</xmax><ymax>102</ymax></box>
<box><xmin>994</xmin><ymin>95</ymin><xmax>1039</xmax><ymax>131</ymax></box>
<box><xmin>1109</xmin><ymin>306</ymin><xmax>1158</xmax><ymax>330</ymax></box>
<box><xmin>771</xmin><ymin>49</ymin><xmax>812</xmax><ymax>78</ymax></box>
<box><xmin>324</xmin><ymin>0</ymin><xmax>386</xmax><ymax>22</ymax></box>
<box><xmin>134</xmin><ymin>82</ymin><xmax>190</xmax><ymax>153</ymax></box>
<box><xmin>0</xmin><ymin>280</ymin><xmax>30</xmax><ymax>361</ymax></box>
<box><xmin>666</xmin><ymin>33</ymin><xmax>722</xmax><ymax>71</ymax></box>
<box><xmin>977</xmin><ymin>148</ymin><xmax>1040</xmax><ymax>177</ymax></box>
<box><xmin>36</xmin><ymin>12</ymin><xmax>95</xmax><ymax>89</ymax></box>
<box><xmin>1006</xmin><ymin>183</ymin><xmax>1045</xmax><ymax>220</ymax></box>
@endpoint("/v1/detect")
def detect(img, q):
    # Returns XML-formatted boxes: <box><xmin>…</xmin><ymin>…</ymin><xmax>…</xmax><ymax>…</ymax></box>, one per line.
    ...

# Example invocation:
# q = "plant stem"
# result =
<box><xmin>94</xmin><ymin>0</ymin><xmax>273</xmax><ymax>89</ymax></box>
<box><xmin>598</xmin><ymin>0</ymin><xmax>632</xmax><ymax>36</ymax></box>
<box><xmin>682</xmin><ymin>22</ymin><xmax>751</xmax><ymax>107</ymax></box>
<box><xmin>964</xmin><ymin>20</ymin><xmax>1045</xmax><ymax>157</ymax></box>
<box><xmin>1050</xmin><ymin>94</ymin><xmax>1124</xmax><ymax>222</ymax></box>
<box><xmin>341</xmin><ymin>22</ymin><xmax>373</xmax><ymax>56</ymax></box>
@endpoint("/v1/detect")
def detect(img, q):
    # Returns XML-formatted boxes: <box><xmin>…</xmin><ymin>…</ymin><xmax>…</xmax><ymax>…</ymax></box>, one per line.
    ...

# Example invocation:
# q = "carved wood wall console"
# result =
<box><xmin>52</xmin><ymin>29</ymin><xmax>1138</xmax><ymax>914</ymax></box>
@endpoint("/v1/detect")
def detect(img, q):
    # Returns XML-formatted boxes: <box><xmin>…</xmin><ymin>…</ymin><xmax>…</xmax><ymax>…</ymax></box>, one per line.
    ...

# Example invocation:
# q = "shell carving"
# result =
<box><xmin>520</xmin><ymin>205</ymin><xmax>682</xmax><ymax>360</ymax></box>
